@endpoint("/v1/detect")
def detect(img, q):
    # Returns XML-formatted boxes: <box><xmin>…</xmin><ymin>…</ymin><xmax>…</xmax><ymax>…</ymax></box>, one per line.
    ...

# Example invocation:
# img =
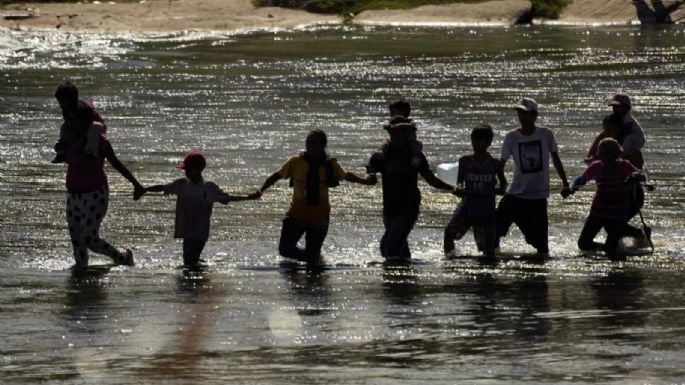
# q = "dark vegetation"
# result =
<box><xmin>253</xmin><ymin>0</ymin><xmax>572</xmax><ymax>19</ymax></box>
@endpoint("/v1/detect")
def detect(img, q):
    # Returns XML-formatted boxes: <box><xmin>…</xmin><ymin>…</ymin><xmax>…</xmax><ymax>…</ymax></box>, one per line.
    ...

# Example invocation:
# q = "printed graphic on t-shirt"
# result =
<box><xmin>518</xmin><ymin>140</ymin><xmax>543</xmax><ymax>174</ymax></box>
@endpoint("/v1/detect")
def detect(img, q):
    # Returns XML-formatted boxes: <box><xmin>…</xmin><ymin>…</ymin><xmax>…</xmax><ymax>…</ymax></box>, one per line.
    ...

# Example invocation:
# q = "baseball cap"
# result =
<box><xmin>513</xmin><ymin>97</ymin><xmax>538</xmax><ymax>112</ymax></box>
<box><xmin>609</xmin><ymin>94</ymin><xmax>631</xmax><ymax>107</ymax></box>
<box><xmin>176</xmin><ymin>151</ymin><xmax>206</xmax><ymax>170</ymax></box>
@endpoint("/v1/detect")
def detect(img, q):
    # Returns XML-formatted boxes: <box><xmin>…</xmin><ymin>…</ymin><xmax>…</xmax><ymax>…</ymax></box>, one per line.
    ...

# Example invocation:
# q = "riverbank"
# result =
<box><xmin>1</xmin><ymin>0</ymin><xmax>683</xmax><ymax>33</ymax></box>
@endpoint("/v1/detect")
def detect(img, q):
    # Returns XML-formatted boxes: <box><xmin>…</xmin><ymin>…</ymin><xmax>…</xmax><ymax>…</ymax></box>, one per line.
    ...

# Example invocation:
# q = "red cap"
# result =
<box><xmin>176</xmin><ymin>151</ymin><xmax>206</xmax><ymax>170</ymax></box>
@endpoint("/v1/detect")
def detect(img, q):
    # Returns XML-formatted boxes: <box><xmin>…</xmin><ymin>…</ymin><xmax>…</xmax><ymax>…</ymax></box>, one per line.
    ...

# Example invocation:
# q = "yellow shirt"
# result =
<box><xmin>277</xmin><ymin>156</ymin><xmax>347</xmax><ymax>223</ymax></box>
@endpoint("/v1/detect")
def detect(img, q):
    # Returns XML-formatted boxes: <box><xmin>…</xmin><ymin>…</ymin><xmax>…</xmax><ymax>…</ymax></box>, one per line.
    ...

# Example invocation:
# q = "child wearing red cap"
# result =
<box><xmin>140</xmin><ymin>151</ymin><xmax>260</xmax><ymax>266</ymax></box>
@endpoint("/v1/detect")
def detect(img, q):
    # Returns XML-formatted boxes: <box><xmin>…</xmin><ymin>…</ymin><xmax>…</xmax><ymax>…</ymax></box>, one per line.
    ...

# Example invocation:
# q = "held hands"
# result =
<box><xmin>451</xmin><ymin>186</ymin><xmax>465</xmax><ymax>197</ymax></box>
<box><xmin>560</xmin><ymin>185</ymin><xmax>573</xmax><ymax>199</ymax></box>
<box><xmin>133</xmin><ymin>184</ymin><xmax>145</xmax><ymax>201</ymax></box>
<box><xmin>247</xmin><ymin>189</ymin><xmax>263</xmax><ymax>200</ymax></box>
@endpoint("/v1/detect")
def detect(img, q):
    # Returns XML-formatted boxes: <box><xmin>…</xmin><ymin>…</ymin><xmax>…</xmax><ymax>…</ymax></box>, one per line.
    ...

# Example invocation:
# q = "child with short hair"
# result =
<box><xmin>53</xmin><ymin>80</ymin><xmax>107</xmax><ymax>163</ymax></box>
<box><xmin>444</xmin><ymin>124</ymin><xmax>506</xmax><ymax>258</ymax></box>
<box><xmin>140</xmin><ymin>151</ymin><xmax>260</xmax><ymax>266</ymax></box>
<box><xmin>572</xmin><ymin>138</ymin><xmax>643</xmax><ymax>260</ymax></box>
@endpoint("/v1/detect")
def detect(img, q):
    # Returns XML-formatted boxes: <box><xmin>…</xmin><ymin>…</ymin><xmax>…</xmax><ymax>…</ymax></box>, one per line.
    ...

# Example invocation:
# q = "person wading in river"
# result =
<box><xmin>495</xmin><ymin>98</ymin><xmax>572</xmax><ymax>258</ymax></box>
<box><xmin>61</xmin><ymin>102</ymin><xmax>143</xmax><ymax>268</ymax></box>
<box><xmin>367</xmin><ymin>116</ymin><xmax>454</xmax><ymax>265</ymax></box>
<box><xmin>257</xmin><ymin>129</ymin><xmax>377</xmax><ymax>270</ymax></box>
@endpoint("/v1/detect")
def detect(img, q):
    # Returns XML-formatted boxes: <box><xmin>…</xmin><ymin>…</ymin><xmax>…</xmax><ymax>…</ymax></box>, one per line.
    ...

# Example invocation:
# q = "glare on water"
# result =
<box><xmin>1</xmin><ymin>24</ymin><xmax>685</xmax><ymax>384</ymax></box>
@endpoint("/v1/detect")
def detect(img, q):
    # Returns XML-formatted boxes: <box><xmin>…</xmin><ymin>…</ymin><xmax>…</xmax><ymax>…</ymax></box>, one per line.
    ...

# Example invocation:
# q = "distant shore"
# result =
<box><xmin>1</xmin><ymin>0</ymin><xmax>683</xmax><ymax>33</ymax></box>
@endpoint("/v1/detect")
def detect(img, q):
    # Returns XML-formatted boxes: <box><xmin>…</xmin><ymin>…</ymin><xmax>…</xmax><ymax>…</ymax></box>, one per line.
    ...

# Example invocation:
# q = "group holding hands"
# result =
<box><xmin>52</xmin><ymin>81</ymin><xmax>650</xmax><ymax>270</ymax></box>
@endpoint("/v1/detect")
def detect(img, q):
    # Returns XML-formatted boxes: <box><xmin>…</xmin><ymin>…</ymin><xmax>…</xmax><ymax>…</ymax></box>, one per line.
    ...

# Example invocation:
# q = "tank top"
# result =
<box><xmin>461</xmin><ymin>156</ymin><xmax>498</xmax><ymax>226</ymax></box>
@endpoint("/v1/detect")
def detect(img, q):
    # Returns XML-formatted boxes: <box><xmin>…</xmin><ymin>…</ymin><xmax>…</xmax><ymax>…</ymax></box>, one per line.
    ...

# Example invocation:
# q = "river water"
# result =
<box><xmin>1</xmin><ymin>24</ymin><xmax>685</xmax><ymax>384</ymax></box>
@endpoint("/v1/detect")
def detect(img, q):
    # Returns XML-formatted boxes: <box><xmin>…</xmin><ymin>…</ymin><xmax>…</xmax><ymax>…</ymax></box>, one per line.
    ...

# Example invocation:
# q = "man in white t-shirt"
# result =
<box><xmin>496</xmin><ymin>98</ymin><xmax>572</xmax><ymax>257</ymax></box>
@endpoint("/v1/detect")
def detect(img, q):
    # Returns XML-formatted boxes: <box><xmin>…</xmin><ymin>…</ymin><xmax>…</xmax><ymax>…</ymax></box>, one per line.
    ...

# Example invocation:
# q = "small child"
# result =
<box><xmin>140</xmin><ymin>151</ymin><xmax>260</xmax><ymax>266</ymax></box>
<box><xmin>386</xmin><ymin>100</ymin><xmax>422</xmax><ymax>168</ymax></box>
<box><xmin>444</xmin><ymin>124</ymin><xmax>506</xmax><ymax>258</ymax></box>
<box><xmin>53</xmin><ymin>81</ymin><xmax>107</xmax><ymax>163</ymax></box>
<box><xmin>572</xmin><ymin>138</ymin><xmax>643</xmax><ymax>260</ymax></box>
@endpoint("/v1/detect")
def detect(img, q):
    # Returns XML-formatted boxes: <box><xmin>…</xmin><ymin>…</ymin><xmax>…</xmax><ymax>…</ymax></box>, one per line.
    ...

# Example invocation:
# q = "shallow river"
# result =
<box><xmin>1</xmin><ymin>24</ymin><xmax>685</xmax><ymax>384</ymax></box>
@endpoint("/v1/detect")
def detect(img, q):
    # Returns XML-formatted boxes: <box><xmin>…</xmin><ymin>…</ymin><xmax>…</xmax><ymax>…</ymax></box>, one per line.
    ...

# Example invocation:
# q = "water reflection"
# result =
<box><xmin>591</xmin><ymin>269</ymin><xmax>646</xmax><ymax>332</ymax></box>
<box><xmin>140</xmin><ymin>270</ymin><xmax>222</xmax><ymax>381</ymax></box>
<box><xmin>381</xmin><ymin>267</ymin><xmax>422</xmax><ymax>307</ymax></box>
<box><xmin>62</xmin><ymin>269</ymin><xmax>114</xmax><ymax>381</ymax></box>
<box><xmin>63</xmin><ymin>268</ymin><xmax>111</xmax><ymax>333</ymax></box>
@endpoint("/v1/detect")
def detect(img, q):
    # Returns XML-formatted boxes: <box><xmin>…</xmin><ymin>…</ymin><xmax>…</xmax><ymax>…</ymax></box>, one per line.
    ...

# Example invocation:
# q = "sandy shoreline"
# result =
<box><xmin>1</xmin><ymin>0</ymin><xmax>684</xmax><ymax>33</ymax></box>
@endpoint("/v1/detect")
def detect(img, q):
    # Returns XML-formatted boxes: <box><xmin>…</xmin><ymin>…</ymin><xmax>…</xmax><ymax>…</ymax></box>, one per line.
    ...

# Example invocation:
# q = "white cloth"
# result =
<box><xmin>163</xmin><ymin>178</ymin><xmax>230</xmax><ymax>241</ymax></box>
<box><xmin>500</xmin><ymin>125</ymin><xmax>558</xmax><ymax>199</ymax></box>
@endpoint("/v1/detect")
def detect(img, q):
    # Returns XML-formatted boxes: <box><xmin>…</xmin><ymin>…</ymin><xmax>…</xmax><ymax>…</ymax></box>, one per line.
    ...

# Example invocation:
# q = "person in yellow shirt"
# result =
<box><xmin>257</xmin><ymin>130</ymin><xmax>377</xmax><ymax>270</ymax></box>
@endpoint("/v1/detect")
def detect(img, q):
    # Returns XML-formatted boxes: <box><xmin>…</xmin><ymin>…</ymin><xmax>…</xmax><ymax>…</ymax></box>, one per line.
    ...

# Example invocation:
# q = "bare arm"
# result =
<box><xmin>259</xmin><ymin>172</ymin><xmax>283</xmax><ymax>194</ymax></box>
<box><xmin>226</xmin><ymin>191</ymin><xmax>262</xmax><ymax>203</ymax></box>
<box><xmin>101</xmin><ymin>140</ymin><xmax>144</xmax><ymax>200</ymax></box>
<box><xmin>344</xmin><ymin>172</ymin><xmax>377</xmax><ymax>185</ymax></box>
<box><xmin>420</xmin><ymin>167</ymin><xmax>454</xmax><ymax>191</ymax></box>
<box><xmin>550</xmin><ymin>151</ymin><xmax>571</xmax><ymax>198</ymax></box>
<box><xmin>495</xmin><ymin>159</ymin><xmax>507</xmax><ymax>195</ymax></box>
<box><xmin>143</xmin><ymin>184</ymin><xmax>166</xmax><ymax>193</ymax></box>
<box><xmin>586</xmin><ymin>133</ymin><xmax>605</xmax><ymax>163</ymax></box>
<box><xmin>452</xmin><ymin>157</ymin><xmax>467</xmax><ymax>197</ymax></box>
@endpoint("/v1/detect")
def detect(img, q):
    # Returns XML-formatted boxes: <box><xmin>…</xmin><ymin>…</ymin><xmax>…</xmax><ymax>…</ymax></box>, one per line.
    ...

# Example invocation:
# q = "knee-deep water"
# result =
<box><xmin>1</xmin><ymin>24</ymin><xmax>685</xmax><ymax>384</ymax></box>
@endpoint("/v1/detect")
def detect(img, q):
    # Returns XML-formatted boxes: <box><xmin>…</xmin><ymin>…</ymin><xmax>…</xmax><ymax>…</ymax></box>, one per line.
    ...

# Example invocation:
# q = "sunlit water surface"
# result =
<box><xmin>1</xmin><ymin>24</ymin><xmax>685</xmax><ymax>384</ymax></box>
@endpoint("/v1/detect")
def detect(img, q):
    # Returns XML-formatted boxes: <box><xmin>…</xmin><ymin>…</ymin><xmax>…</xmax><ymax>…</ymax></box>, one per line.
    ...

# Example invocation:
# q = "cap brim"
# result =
<box><xmin>513</xmin><ymin>105</ymin><xmax>534</xmax><ymax>111</ymax></box>
<box><xmin>176</xmin><ymin>161</ymin><xmax>185</xmax><ymax>169</ymax></box>
<box><xmin>609</xmin><ymin>101</ymin><xmax>624</xmax><ymax>106</ymax></box>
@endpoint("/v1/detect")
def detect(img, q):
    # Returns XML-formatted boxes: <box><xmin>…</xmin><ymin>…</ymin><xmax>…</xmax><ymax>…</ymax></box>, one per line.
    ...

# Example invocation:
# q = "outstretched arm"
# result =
<box><xmin>551</xmin><ymin>151</ymin><xmax>571</xmax><ymax>198</ymax></box>
<box><xmin>259</xmin><ymin>172</ymin><xmax>283</xmax><ymax>194</ymax></box>
<box><xmin>344</xmin><ymin>172</ymin><xmax>377</xmax><ymax>185</ymax></box>
<box><xmin>142</xmin><ymin>184</ymin><xmax>166</xmax><ymax>194</ymax></box>
<box><xmin>225</xmin><ymin>191</ymin><xmax>262</xmax><ymax>203</ymax></box>
<box><xmin>101</xmin><ymin>140</ymin><xmax>144</xmax><ymax>200</ymax></box>
<box><xmin>420</xmin><ymin>168</ymin><xmax>454</xmax><ymax>192</ymax></box>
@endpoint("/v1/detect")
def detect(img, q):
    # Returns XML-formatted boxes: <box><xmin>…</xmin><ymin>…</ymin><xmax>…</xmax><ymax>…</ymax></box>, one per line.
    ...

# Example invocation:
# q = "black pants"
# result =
<box><xmin>496</xmin><ymin>195</ymin><xmax>549</xmax><ymax>253</ymax></box>
<box><xmin>278</xmin><ymin>215</ymin><xmax>329</xmax><ymax>266</ymax></box>
<box><xmin>381</xmin><ymin>212</ymin><xmax>419</xmax><ymax>260</ymax></box>
<box><xmin>578</xmin><ymin>215</ymin><xmax>627</xmax><ymax>258</ymax></box>
<box><xmin>183</xmin><ymin>238</ymin><xmax>207</xmax><ymax>266</ymax></box>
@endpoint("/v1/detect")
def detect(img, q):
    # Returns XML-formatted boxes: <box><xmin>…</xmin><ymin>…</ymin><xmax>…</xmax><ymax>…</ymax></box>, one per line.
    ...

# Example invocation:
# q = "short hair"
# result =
<box><xmin>389</xmin><ymin>100</ymin><xmax>411</xmax><ymax>118</ymax></box>
<box><xmin>596</xmin><ymin>137</ymin><xmax>623</xmax><ymax>160</ymax></box>
<box><xmin>180</xmin><ymin>151</ymin><xmax>206</xmax><ymax>171</ymax></box>
<box><xmin>307</xmin><ymin>129</ymin><xmax>327</xmax><ymax>148</ymax></box>
<box><xmin>471</xmin><ymin>123</ymin><xmax>494</xmax><ymax>146</ymax></box>
<box><xmin>55</xmin><ymin>80</ymin><xmax>78</xmax><ymax>103</ymax></box>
